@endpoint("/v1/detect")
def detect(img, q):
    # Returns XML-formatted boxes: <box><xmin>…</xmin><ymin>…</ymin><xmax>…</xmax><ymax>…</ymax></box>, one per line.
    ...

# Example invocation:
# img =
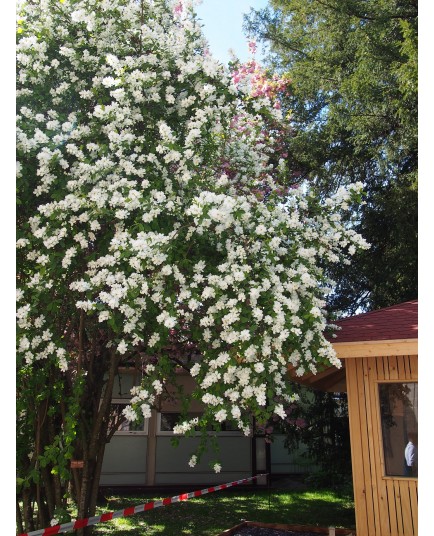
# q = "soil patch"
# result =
<box><xmin>227</xmin><ymin>527</ymin><xmax>322</xmax><ymax>536</ymax></box>
<box><xmin>218</xmin><ymin>521</ymin><xmax>355</xmax><ymax>536</ymax></box>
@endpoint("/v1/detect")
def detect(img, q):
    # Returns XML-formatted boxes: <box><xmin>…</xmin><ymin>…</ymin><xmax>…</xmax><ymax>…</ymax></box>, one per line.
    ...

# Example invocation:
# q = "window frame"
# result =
<box><xmin>376</xmin><ymin>380</ymin><xmax>418</xmax><ymax>480</ymax></box>
<box><xmin>111</xmin><ymin>398</ymin><xmax>149</xmax><ymax>436</ymax></box>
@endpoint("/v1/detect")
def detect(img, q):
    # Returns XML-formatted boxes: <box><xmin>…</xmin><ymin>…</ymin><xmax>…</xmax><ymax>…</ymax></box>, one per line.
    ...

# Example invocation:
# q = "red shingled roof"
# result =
<box><xmin>329</xmin><ymin>300</ymin><xmax>418</xmax><ymax>343</ymax></box>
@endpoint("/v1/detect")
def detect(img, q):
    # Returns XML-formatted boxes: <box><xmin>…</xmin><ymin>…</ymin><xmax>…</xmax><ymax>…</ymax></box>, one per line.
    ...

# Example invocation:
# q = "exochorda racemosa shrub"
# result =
<box><xmin>16</xmin><ymin>0</ymin><xmax>368</xmax><ymax>529</ymax></box>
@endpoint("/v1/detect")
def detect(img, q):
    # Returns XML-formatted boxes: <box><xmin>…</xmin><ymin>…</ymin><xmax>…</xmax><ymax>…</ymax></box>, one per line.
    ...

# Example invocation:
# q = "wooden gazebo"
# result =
<box><xmin>289</xmin><ymin>300</ymin><xmax>418</xmax><ymax>536</ymax></box>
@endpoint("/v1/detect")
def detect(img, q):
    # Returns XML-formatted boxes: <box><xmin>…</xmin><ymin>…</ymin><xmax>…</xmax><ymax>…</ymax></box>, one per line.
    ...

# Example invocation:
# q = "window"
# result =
<box><xmin>157</xmin><ymin>412</ymin><xmax>240</xmax><ymax>435</ymax></box>
<box><xmin>111</xmin><ymin>399</ymin><xmax>148</xmax><ymax>435</ymax></box>
<box><xmin>378</xmin><ymin>383</ymin><xmax>418</xmax><ymax>477</ymax></box>
<box><xmin>159</xmin><ymin>412</ymin><xmax>202</xmax><ymax>432</ymax></box>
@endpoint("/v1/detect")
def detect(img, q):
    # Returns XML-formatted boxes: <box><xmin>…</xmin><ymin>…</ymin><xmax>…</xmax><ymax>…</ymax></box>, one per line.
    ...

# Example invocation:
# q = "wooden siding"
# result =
<box><xmin>346</xmin><ymin>355</ymin><xmax>418</xmax><ymax>536</ymax></box>
<box><xmin>334</xmin><ymin>339</ymin><xmax>418</xmax><ymax>359</ymax></box>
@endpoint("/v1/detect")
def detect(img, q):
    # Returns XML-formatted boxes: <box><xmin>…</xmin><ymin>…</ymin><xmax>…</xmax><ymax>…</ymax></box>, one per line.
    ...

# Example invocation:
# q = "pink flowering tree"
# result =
<box><xmin>16</xmin><ymin>0</ymin><xmax>368</xmax><ymax>531</ymax></box>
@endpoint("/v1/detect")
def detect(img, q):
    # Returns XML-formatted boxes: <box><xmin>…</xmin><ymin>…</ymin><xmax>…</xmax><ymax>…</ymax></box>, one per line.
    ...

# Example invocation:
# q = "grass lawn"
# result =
<box><xmin>94</xmin><ymin>488</ymin><xmax>356</xmax><ymax>535</ymax></box>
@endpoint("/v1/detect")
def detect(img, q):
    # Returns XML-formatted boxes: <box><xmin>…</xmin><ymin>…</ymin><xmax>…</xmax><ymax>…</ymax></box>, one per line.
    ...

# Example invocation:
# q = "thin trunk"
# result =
<box><xmin>76</xmin><ymin>439</ymin><xmax>90</xmax><ymax>523</ymax></box>
<box><xmin>46</xmin><ymin>406</ymin><xmax>64</xmax><ymax>511</ymax></box>
<box><xmin>53</xmin><ymin>474</ymin><xmax>63</xmax><ymax>510</ymax></box>
<box><xmin>36</xmin><ymin>481</ymin><xmax>49</xmax><ymax>529</ymax></box>
<box><xmin>78</xmin><ymin>310</ymin><xmax>85</xmax><ymax>374</ymax></box>
<box><xmin>89</xmin><ymin>430</ymin><xmax>109</xmax><ymax>515</ymax></box>
<box><xmin>41</xmin><ymin>466</ymin><xmax>55</xmax><ymax>519</ymax></box>
<box><xmin>76</xmin><ymin>461</ymin><xmax>94</xmax><ymax>536</ymax></box>
<box><xmin>89</xmin><ymin>330</ymin><xmax>97</xmax><ymax>383</ymax></box>
<box><xmin>81</xmin><ymin>436</ymin><xmax>109</xmax><ymax>535</ymax></box>
<box><xmin>77</xmin><ymin>349</ymin><xmax>120</xmax><ymax>536</ymax></box>
<box><xmin>71</xmin><ymin>467</ymin><xmax>82</xmax><ymax>505</ymax></box>
<box><xmin>32</xmin><ymin>401</ymin><xmax>47</xmax><ymax>530</ymax></box>
<box><xmin>89</xmin><ymin>349</ymin><xmax>120</xmax><ymax>460</ymax></box>
<box><xmin>22</xmin><ymin>488</ymin><xmax>35</xmax><ymax>532</ymax></box>
<box><xmin>16</xmin><ymin>499</ymin><xmax>24</xmax><ymax>535</ymax></box>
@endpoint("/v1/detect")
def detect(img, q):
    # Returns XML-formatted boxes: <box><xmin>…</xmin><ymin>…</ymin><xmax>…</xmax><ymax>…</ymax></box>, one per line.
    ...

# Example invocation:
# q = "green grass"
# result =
<box><xmin>93</xmin><ymin>488</ymin><xmax>355</xmax><ymax>535</ymax></box>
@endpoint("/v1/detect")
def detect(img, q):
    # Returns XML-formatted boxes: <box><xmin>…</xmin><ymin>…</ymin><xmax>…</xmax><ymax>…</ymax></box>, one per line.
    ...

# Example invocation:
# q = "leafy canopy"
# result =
<box><xmin>246</xmin><ymin>0</ymin><xmax>417</xmax><ymax>314</ymax></box>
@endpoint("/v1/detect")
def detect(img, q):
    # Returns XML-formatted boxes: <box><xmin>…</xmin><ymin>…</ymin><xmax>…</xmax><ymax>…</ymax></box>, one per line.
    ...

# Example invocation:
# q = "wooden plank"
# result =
<box><xmin>403</xmin><ymin>355</ymin><xmax>411</xmax><ymax>380</ymax></box>
<box><xmin>409</xmin><ymin>480</ymin><xmax>418</xmax><ymax>536</ymax></box>
<box><xmin>374</xmin><ymin>383</ymin><xmax>390</xmax><ymax>536</ymax></box>
<box><xmin>313</xmin><ymin>368</ymin><xmax>347</xmax><ymax>392</ymax></box>
<box><xmin>409</xmin><ymin>355</ymin><xmax>418</xmax><ymax>380</ymax></box>
<box><xmin>396</xmin><ymin>355</ymin><xmax>406</xmax><ymax>380</ymax></box>
<box><xmin>406</xmin><ymin>354</ymin><xmax>412</xmax><ymax>378</ymax></box>
<box><xmin>406</xmin><ymin>355</ymin><xmax>412</xmax><ymax>379</ymax></box>
<box><xmin>333</xmin><ymin>340</ymin><xmax>417</xmax><ymax>359</ymax></box>
<box><xmin>288</xmin><ymin>364</ymin><xmax>347</xmax><ymax>392</ymax></box>
<box><xmin>242</xmin><ymin>522</ymin><xmax>355</xmax><ymax>535</ymax></box>
<box><xmin>400</xmin><ymin>481</ymin><xmax>414</xmax><ymax>536</ymax></box>
<box><xmin>367</xmin><ymin>357</ymin><xmax>390</xmax><ymax>536</ymax></box>
<box><xmin>355</xmin><ymin>358</ymin><xmax>376</xmax><ymax>535</ymax></box>
<box><xmin>382</xmin><ymin>356</ymin><xmax>390</xmax><ymax>380</ymax></box>
<box><xmin>388</xmin><ymin>355</ymin><xmax>399</xmax><ymax>380</ymax></box>
<box><xmin>218</xmin><ymin>521</ymin><xmax>247</xmax><ymax>535</ymax></box>
<box><xmin>393</xmin><ymin>480</ymin><xmax>404</xmax><ymax>536</ymax></box>
<box><xmin>363</xmin><ymin>357</ymin><xmax>381</xmax><ymax>534</ymax></box>
<box><xmin>219</xmin><ymin>522</ymin><xmax>357</xmax><ymax>536</ymax></box>
<box><xmin>376</xmin><ymin>355</ymin><xmax>385</xmax><ymax>381</ymax></box>
<box><xmin>385</xmin><ymin>479</ymin><xmax>398</xmax><ymax>536</ymax></box>
<box><xmin>346</xmin><ymin>359</ymin><xmax>368</xmax><ymax>536</ymax></box>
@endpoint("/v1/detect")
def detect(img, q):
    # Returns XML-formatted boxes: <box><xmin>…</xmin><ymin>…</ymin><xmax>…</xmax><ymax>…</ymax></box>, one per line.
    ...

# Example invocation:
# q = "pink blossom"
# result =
<box><xmin>173</xmin><ymin>1</ymin><xmax>183</xmax><ymax>15</ymax></box>
<box><xmin>248</xmin><ymin>40</ymin><xmax>257</xmax><ymax>55</ymax></box>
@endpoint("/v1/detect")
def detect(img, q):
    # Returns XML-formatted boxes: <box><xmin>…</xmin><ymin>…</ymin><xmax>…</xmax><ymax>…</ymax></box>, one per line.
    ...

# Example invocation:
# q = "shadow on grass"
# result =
<box><xmin>94</xmin><ymin>489</ymin><xmax>356</xmax><ymax>536</ymax></box>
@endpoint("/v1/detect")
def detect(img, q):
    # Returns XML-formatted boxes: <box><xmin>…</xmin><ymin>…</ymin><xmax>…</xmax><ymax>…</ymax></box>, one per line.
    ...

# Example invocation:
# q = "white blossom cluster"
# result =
<box><xmin>16</xmin><ymin>0</ymin><xmax>369</xmax><ymax>464</ymax></box>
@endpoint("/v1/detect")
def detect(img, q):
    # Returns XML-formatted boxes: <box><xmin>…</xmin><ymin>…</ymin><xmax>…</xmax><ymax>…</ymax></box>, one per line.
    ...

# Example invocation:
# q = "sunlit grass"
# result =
<box><xmin>93</xmin><ymin>488</ymin><xmax>355</xmax><ymax>535</ymax></box>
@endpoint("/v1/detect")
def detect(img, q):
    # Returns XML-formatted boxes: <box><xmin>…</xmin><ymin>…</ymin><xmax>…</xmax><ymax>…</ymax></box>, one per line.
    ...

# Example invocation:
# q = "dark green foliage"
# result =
<box><xmin>284</xmin><ymin>390</ymin><xmax>352</xmax><ymax>491</ymax></box>
<box><xmin>246</xmin><ymin>0</ymin><xmax>418</xmax><ymax>314</ymax></box>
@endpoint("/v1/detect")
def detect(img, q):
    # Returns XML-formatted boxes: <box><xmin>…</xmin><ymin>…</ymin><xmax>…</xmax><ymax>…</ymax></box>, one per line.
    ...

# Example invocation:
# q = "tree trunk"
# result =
<box><xmin>89</xmin><ymin>431</ymin><xmax>109</xmax><ymax>515</ymax></box>
<box><xmin>71</xmin><ymin>466</ymin><xmax>82</xmax><ymax>505</ymax></box>
<box><xmin>22</xmin><ymin>488</ymin><xmax>35</xmax><ymax>532</ymax></box>
<box><xmin>76</xmin><ymin>348</ymin><xmax>120</xmax><ymax>536</ymax></box>
<box><xmin>41</xmin><ymin>466</ymin><xmax>55</xmax><ymax>520</ymax></box>
<box><xmin>16</xmin><ymin>499</ymin><xmax>24</xmax><ymax>535</ymax></box>
<box><xmin>36</xmin><ymin>481</ymin><xmax>49</xmax><ymax>529</ymax></box>
<box><xmin>76</xmin><ymin>459</ymin><xmax>94</xmax><ymax>536</ymax></box>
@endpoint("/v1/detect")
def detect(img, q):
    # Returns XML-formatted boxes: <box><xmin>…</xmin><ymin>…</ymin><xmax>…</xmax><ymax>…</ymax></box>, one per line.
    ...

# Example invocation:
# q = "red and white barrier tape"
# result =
<box><xmin>19</xmin><ymin>473</ymin><xmax>268</xmax><ymax>536</ymax></box>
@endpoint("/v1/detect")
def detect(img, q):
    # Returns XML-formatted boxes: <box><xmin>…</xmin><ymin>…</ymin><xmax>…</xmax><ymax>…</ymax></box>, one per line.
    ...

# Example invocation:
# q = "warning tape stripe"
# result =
<box><xmin>19</xmin><ymin>473</ymin><xmax>268</xmax><ymax>536</ymax></box>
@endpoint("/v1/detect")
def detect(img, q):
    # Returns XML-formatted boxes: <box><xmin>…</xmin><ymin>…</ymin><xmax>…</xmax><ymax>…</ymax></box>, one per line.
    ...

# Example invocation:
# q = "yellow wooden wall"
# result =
<box><xmin>346</xmin><ymin>355</ymin><xmax>418</xmax><ymax>536</ymax></box>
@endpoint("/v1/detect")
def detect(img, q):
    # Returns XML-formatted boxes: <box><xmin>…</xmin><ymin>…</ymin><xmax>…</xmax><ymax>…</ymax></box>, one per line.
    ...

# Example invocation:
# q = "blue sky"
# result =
<box><xmin>195</xmin><ymin>0</ymin><xmax>269</xmax><ymax>65</ymax></box>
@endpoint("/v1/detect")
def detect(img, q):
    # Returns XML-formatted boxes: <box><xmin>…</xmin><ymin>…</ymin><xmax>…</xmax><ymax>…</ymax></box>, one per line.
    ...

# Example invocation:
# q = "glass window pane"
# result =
<box><xmin>379</xmin><ymin>383</ymin><xmax>418</xmax><ymax>477</ymax></box>
<box><xmin>111</xmin><ymin>403</ymin><xmax>145</xmax><ymax>432</ymax></box>
<box><xmin>159</xmin><ymin>413</ymin><xmax>240</xmax><ymax>432</ymax></box>
<box><xmin>221</xmin><ymin>420</ymin><xmax>239</xmax><ymax>431</ymax></box>
<box><xmin>159</xmin><ymin>413</ymin><xmax>202</xmax><ymax>431</ymax></box>
<box><xmin>160</xmin><ymin>413</ymin><xmax>182</xmax><ymax>432</ymax></box>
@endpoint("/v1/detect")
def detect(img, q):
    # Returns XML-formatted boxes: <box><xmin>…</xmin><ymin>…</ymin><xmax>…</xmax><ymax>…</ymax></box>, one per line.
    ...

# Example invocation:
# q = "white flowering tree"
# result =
<box><xmin>16</xmin><ymin>0</ymin><xmax>369</xmax><ymax>531</ymax></box>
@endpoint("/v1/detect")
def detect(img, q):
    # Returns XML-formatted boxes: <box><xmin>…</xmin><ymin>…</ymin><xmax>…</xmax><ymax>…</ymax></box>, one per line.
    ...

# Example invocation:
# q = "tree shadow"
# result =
<box><xmin>95</xmin><ymin>489</ymin><xmax>356</xmax><ymax>535</ymax></box>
